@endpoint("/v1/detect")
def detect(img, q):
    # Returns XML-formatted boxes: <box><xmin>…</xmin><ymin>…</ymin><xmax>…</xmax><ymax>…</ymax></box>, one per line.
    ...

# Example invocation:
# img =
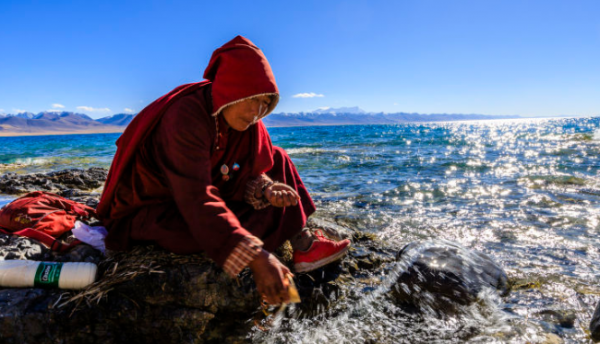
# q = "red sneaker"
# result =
<box><xmin>293</xmin><ymin>229</ymin><xmax>351</xmax><ymax>273</ymax></box>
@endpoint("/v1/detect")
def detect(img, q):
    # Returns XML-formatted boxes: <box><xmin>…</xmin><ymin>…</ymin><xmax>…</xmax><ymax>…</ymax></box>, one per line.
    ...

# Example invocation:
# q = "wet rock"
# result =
<box><xmin>590</xmin><ymin>300</ymin><xmax>600</xmax><ymax>341</ymax></box>
<box><xmin>307</xmin><ymin>217</ymin><xmax>353</xmax><ymax>240</ymax></box>
<box><xmin>0</xmin><ymin>168</ymin><xmax>107</xmax><ymax>195</ymax></box>
<box><xmin>536</xmin><ymin>309</ymin><xmax>576</xmax><ymax>329</ymax></box>
<box><xmin>57</xmin><ymin>188</ymin><xmax>86</xmax><ymax>198</ymax></box>
<box><xmin>0</xmin><ymin>233</ymin><xmax>52</xmax><ymax>261</ymax></box>
<box><xmin>46</xmin><ymin>168</ymin><xmax>107</xmax><ymax>190</ymax></box>
<box><xmin>391</xmin><ymin>240</ymin><xmax>509</xmax><ymax>315</ymax></box>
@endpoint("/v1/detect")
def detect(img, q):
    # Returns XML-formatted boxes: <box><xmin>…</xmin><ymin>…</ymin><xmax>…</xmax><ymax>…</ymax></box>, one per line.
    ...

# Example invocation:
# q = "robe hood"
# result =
<box><xmin>204</xmin><ymin>35</ymin><xmax>279</xmax><ymax>117</ymax></box>
<box><xmin>97</xmin><ymin>35</ymin><xmax>277</xmax><ymax>220</ymax></box>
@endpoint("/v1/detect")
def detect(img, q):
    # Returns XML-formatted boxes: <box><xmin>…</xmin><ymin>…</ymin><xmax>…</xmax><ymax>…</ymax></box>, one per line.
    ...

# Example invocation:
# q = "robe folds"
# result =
<box><xmin>101</xmin><ymin>85</ymin><xmax>315</xmax><ymax>266</ymax></box>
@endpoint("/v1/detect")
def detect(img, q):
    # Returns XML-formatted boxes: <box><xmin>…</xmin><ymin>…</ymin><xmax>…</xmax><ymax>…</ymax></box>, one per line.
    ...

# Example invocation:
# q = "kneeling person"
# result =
<box><xmin>97</xmin><ymin>36</ymin><xmax>351</xmax><ymax>305</ymax></box>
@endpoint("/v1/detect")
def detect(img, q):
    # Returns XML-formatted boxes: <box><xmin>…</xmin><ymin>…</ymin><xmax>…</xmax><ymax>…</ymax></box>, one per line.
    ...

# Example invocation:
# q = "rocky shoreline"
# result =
<box><xmin>0</xmin><ymin>168</ymin><xmax>580</xmax><ymax>343</ymax></box>
<box><xmin>0</xmin><ymin>167</ymin><xmax>107</xmax><ymax>196</ymax></box>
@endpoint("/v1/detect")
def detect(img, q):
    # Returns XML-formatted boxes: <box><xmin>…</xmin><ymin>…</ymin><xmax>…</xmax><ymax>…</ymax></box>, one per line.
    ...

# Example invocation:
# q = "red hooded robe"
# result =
<box><xmin>98</xmin><ymin>36</ymin><xmax>315</xmax><ymax>266</ymax></box>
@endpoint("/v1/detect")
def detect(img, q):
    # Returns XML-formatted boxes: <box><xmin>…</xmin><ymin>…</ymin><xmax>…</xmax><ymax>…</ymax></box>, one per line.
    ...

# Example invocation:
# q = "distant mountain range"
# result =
<box><xmin>0</xmin><ymin>112</ymin><xmax>134</xmax><ymax>136</ymax></box>
<box><xmin>0</xmin><ymin>107</ymin><xmax>522</xmax><ymax>136</ymax></box>
<box><xmin>262</xmin><ymin>107</ymin><xmax>521</xmax><ymax>127</ymax></box>
<box><xmin>310</xmin><ymin>106</ymin><xmax>366</xmax><ymax>115</ymax></box>
<box><xmin>94</xmin><ymin>113</ymin><xmax>135</xmax><ymax>126</ymax></box>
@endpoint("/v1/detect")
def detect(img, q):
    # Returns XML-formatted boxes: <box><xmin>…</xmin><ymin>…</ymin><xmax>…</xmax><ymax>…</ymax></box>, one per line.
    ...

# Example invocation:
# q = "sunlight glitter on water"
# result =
<box><xmin>260</xmin><ymin>117</ymin><xmax>600</xmax><ymax>343</ymax></box>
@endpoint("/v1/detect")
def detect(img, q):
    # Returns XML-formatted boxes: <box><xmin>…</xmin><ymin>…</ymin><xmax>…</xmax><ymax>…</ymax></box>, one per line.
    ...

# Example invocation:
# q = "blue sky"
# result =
<box><xmin>0</xmin><ymin>0</ymin><xmax>598</xmax><ymax>118</ymax></box>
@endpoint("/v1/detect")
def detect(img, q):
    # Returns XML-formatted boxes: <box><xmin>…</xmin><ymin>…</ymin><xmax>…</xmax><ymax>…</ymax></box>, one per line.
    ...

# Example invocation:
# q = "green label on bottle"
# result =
<box><xmin>34</xmin><ymin>262</ymin><xmax>63</xmax><ymax>288</ymax></box>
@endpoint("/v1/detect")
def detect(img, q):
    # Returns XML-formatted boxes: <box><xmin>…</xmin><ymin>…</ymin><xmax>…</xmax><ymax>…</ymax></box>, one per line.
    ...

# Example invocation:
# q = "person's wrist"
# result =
<box><xmin>248</xmin><ymin>249</ymin><xmax>269</xmax><ymax>270</ymax></box>
<box><xmin>262</xmin><ymin>181</ymin><xmax>274</xmax><ymax>194</ymax></box>
<box><xmin>259</xmin><ymin>181</ymin><xmax>274</xmax><ymax>199</ymax></box>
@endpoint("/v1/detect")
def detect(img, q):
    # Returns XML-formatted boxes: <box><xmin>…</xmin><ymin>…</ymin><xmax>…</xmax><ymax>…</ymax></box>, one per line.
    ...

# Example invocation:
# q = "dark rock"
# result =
<box><xmin>536</xmin><ymin>309</ymin><xmax>576</xmax><ymax>329</ymax></box>
<box><xmin>0</xmin><ymin>168</ymin><xmax>107</xmax><ymax>195</ymax></box>
<box><xmin>57</xmin><ymin>188</ymin><xmax>84</xmax><ymax>198</ymax></box>
<box><xmin>0</xmin><ymin>287</ymin><xmax>218</xmax><ymax>344</ymax></box>
<box><xmin>45</xmin><ymin>168</ymin><xmax>107</xmax><ymax>190</ymax></box>
<box><xmin>0</xmin><ymin>234</ymin><xmax>52</xmax><ymax>261</ymax></box>
<box><xmin>54</xmin><ymin>183</ymin><xmax>68</xmax><ymax>191</ymax></box>
<box><xmin>391</xmin><ymin>240</ymin><xmax>509</xmax><ymax>315</ymax></box>
<box><xmin>590</xmin><ymin>301</ymin><xmax>600</xmax><ymax>341</ymax></box>
<box><xmin>0</xmin><ymin>232</ymin><xmax>102</xmax><ymax>263</ymax></box>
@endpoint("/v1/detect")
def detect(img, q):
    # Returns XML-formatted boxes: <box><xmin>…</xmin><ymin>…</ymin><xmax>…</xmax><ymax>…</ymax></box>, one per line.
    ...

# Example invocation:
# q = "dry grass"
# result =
<box><xmin>55</xmin><ymin>234</ymin><xmax>335</xmax><ymax>313</ymax></box>
<box><xmin>56</xmin><ymin>245</ymin><xmax>210</xmax><ymax>312</ymax></box>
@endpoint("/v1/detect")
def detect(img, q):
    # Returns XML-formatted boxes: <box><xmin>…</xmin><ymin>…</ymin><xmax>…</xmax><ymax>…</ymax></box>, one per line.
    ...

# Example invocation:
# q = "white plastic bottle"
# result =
<box><xmin>0</xmin><ymin>260</ymin><xmax>97</xmax><ymax>290</ymax></box>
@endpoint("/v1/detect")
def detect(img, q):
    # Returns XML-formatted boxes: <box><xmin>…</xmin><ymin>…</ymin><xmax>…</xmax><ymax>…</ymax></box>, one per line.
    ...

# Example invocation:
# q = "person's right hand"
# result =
<box><xmin>248</xmin><ymin>249</ymin><xmax>292</xmax><ymax>305</ymax></box>
<box><xmin>264</xmin><ymin>183</ymin><xmax>300</xmax><ymax>207</ymax></box>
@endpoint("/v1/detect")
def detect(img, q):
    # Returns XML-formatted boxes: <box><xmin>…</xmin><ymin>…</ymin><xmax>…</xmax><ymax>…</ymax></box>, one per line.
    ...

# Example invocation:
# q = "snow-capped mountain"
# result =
<box><xmin>311</xmin><ymin>107</ymin><xmax>367</xmax><ymax>115</ymax></box>
<box><xmin>7</xmin><ymin>112</ymin><xmax>37</xmax><ymax>119</ymax></box>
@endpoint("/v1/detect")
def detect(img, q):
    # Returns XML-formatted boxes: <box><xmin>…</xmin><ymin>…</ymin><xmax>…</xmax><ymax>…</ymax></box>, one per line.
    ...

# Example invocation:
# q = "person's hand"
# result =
<box><xmin>248</xmin><ymin>249</ymin><xmax>292</xmax><ymax>305</ymax></box>
<box><xmin>264</xmin><ymin>183</ymin><xmax>300</xmax><ymax>207</ymax></box>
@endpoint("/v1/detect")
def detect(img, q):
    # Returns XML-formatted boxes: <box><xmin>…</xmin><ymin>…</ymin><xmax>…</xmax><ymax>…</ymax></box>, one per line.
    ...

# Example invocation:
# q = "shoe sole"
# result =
<box><xmin>294</xmin><ymin>244</ymin><xmax>351</xmax><ymax>273</ymax></box>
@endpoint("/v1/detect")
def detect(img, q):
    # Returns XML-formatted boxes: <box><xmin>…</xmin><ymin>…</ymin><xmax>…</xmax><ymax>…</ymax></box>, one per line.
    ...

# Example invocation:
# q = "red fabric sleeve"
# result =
<box><xmin>222</xmin><ymin>235</ymin><xmax>264</xmax><ymax>277</ymax></box>
<box><xmin>150</xmin><ymin>96</ymin><xmax>253</xmax><ymax>266</ymax></box>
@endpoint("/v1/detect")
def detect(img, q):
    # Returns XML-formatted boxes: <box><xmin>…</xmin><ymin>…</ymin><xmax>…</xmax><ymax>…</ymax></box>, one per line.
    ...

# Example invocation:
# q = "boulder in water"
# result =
<box><xmin>590</xmin><ymin>301</ymin><xmax>600</xmax><ymax>341</ymax></box>
<box><xmin>392</xmin><ymin>240</ymin><xmax>509</xmax><ymax>314</ymax></box>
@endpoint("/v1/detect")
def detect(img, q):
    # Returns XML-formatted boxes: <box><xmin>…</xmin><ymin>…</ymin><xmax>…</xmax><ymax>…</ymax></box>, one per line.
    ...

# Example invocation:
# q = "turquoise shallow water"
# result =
<box><xmin>2</xmin><ymin>117</ymin><xmax>600</xmax><ymax>342</ymax></box>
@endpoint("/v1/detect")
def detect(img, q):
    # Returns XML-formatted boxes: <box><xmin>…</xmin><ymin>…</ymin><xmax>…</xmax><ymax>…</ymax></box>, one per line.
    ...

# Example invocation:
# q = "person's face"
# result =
<box><xmin>221</xmin><ymin>95</ymin><xmax>273</xmax><ymax>131</ymax></box>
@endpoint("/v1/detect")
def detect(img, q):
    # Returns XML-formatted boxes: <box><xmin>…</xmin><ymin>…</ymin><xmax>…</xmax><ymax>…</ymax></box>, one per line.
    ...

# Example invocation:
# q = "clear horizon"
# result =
<box><xmin>1</xmin><ymin>0</ymin><xmax>599</xmax><ymax>119</ymax></box>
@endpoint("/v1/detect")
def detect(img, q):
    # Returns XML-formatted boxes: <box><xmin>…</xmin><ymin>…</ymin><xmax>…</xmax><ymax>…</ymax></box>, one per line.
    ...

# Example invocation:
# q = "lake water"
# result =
<box><xmin>2</xmin><ymin>117</ymin><xmax>600</xmax><ymax>343</ymax></box>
